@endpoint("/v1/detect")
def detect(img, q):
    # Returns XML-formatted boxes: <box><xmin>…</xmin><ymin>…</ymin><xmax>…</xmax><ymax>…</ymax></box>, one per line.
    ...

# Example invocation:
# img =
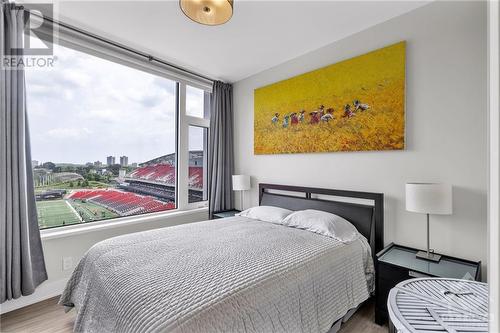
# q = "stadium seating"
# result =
<box><xmin>188</xmin><ymin>166</ymin><xmax>203</xmax><ymax>189</ymax></box>
<box><xmin>126</xmin><ymin>163</ymin><xmax>204</xmax><ymax>190</ymax></box>
<box><xmin>69</xmin><ymin>163</ymin><xmax>205</xmax><ymax>215</ymax></box>
<box><xmin>127</xmin><ymin>164</ymin><xmax>176</xmax><ymax>186</ymax></box>
<box><xmin>68</xmin><ymin>189</ymin><xmax>175</xmax><ymax>216</ymax></box>
<box><xmin>118</xmin><ymin>182</ymin><xmax>175</xmax><ymax>200</ymax></box>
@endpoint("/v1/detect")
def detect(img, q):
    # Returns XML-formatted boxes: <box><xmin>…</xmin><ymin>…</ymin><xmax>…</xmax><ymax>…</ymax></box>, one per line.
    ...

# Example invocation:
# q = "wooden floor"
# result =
<box><xmin>1</xmin><ymin>296</ymin><xmax>388</xmax><ymax>333</ymax></box>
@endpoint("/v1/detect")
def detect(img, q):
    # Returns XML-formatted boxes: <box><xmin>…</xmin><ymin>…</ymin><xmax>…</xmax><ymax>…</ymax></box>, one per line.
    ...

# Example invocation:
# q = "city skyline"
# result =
<box><xmin>33</xmin><ymin>149</ymin><xmax>204</xmax><ymax>167</ymax></box>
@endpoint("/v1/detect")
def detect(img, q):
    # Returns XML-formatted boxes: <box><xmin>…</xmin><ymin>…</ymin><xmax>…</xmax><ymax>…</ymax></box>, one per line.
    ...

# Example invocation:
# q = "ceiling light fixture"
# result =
<box><xmin>180</xmin><ymin>0</ymin><xmax>233</xmax><ymax>26</ymax></box>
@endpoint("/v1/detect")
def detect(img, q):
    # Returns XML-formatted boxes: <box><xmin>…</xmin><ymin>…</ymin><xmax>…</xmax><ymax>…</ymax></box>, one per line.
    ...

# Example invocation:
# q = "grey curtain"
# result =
<box><xmin>1</xmin><ymin>2</ymin><xmax>48</xmax><ymax>303</ymax></box>
<box><xmin>208</xmin><ymin>81</ymin><xmax>234</xmax><ymax>215</ymax></box>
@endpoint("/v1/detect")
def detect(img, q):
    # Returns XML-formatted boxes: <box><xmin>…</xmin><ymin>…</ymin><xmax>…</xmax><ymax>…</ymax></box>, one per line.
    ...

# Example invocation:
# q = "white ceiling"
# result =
<box><xmin>49</xmin><ymin>1</ymin><xmax>429</xmax><ymax>83</ymax></box>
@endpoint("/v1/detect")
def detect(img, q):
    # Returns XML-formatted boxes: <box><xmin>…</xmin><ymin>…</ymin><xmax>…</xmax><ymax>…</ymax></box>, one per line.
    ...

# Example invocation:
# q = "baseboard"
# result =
<box><xmin>0</xmin><ymin>278</ymin><xmax>68</xmax><ymax>314</ymax></box>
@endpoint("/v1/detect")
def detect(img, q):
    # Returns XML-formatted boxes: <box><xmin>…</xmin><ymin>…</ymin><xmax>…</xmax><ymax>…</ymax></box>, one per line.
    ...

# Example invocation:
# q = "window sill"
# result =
<box><xmin>40</xmin><ymin>207</ymin><xmax>209</xmax><ymax>241</ymax></box>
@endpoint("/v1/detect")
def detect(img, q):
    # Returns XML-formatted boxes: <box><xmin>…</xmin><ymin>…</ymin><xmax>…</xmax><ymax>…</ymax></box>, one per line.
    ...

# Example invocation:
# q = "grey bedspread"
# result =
<box><xmin>60</xmin><ymin>216</ymin><xmax>374</xmax><ymax>333</ymax></box>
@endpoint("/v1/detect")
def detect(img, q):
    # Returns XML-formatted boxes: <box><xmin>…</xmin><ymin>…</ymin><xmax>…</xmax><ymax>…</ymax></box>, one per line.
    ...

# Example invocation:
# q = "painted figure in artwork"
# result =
<box><xmin>353</xmin><ymin>99</ymin><xmax>370</xmax><ymax>112</ymax></box>
<box><xmin>271</xmin><ymin>113</ymin><xmax>280</xmax><ymax>124</ymax></box>
<box><xmin>282</xmin><ymin>114</ymin><xmax>290</xmax><ymax>128</ymax></box>
<box><xmin>321</xmin><ymin>108</ymin><xmax>334</xmax><ymax>122</ymax></box>
<box><xmin>309</xmin><ymin>111</ymin><xmax>320</xmax><ymax>124</ymax></box>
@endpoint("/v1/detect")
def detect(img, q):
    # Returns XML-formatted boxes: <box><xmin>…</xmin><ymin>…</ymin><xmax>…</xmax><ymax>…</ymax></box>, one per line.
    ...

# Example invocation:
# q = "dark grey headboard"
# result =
<box><xmin>259</xmin><ymin>183</ymin><xmax>384</xmax><ymax>257</ymax></box>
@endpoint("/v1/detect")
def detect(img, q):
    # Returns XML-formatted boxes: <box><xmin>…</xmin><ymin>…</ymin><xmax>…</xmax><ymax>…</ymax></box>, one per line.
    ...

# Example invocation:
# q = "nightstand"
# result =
<box><xmin>212</xmin><ymin>210</ymin><xmax>240</xmax><ymax>219</ymax></box>
<box><xmin>375</xmin><ymin>243</ymin><xmax>481</xmax><ymax>325</ymax></box>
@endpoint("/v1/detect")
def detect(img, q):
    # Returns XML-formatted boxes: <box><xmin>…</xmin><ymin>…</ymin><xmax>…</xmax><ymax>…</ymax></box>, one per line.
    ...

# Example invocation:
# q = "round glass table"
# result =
<box><xmin>388</xmin><ymin>278</ymin><xmax>488</xmax><ymax>333</ymax></box>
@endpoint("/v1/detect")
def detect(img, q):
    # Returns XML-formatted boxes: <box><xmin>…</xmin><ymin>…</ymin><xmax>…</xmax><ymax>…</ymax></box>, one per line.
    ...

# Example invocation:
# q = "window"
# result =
<box><xmin>184</xmin><ymin>85</ymin><xmax>210</xmax><ymax>206</ymax></box>
<box><xmin>186</xmin><ymin>85</ymin><xmax>210</xmax><ymax>119</ymax></box>
<box><xmin>27</xmin><ymin>39</ymin><xmax>210</xmax><ymax>229</ymax></box>
<box><xmin>188</xmin><ymin>126</ymin><xmax>208</xmax><ymax>203</ymax></box>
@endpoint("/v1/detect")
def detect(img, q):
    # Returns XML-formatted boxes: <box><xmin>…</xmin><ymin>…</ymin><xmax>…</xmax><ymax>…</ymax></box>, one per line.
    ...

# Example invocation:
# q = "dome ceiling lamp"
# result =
<box><xmin>180</xmin><ymin>0</ymin><xmax>233</xmax><ymax>26</ymax></box>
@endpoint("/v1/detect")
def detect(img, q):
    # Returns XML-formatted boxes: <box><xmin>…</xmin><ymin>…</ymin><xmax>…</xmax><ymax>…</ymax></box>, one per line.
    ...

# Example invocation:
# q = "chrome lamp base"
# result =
<box><xmin>415</xmin><ymin>213</ymin><xmax>442</xmax><ymax>263</ymax></box>
<box><xmin>416</xmin><ymin>250</ymin><xmax>441</xmax><ymax>263</ymax></box>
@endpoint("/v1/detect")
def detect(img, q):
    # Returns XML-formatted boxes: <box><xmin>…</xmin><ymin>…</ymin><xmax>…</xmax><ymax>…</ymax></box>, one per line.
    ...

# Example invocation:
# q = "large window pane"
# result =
<box><xmin>27</xmin><ymin>42</ymin><xmax>177</xmax><ymax>229</ymax></box>
<box><xmin>186</xmin><ymin>85</ymin><xmax>210</xmax><ymax>118</ymax></box>
<box><xmin>188</xmin><ymin>126</ymin><xmax>208</xmax><ymax>203</ymax></box>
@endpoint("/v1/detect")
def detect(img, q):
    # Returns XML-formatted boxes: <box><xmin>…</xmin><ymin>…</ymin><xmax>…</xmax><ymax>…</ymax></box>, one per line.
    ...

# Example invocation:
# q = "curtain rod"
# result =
<box><xmin>22</xmin><ymin>7</ymin><xmax>215</xmax><ymax>85</ymax></box>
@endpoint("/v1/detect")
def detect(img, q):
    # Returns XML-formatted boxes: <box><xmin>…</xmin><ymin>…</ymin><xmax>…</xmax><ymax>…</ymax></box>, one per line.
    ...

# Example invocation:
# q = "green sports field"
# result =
<box><xmin>36</xmin><ymin>199</ymin><xmax>118</xmax><ymax>229</ymax></box>
<box><xmin>37</xmin><ymin>200</ymin><xmax>81</xmax><ymax>229</ymax></box>
<box><xmin>69</xmin><ymin>200</ymin><xmax>118</xmax><ymax>222</ymax></box>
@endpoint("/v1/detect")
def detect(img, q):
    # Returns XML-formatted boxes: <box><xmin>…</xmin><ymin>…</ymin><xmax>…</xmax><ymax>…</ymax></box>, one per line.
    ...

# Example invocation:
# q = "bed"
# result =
<box><xmin>59</xmin><ymin>184</ymin><xmax>384</xmax><ymax>333</ymax></box>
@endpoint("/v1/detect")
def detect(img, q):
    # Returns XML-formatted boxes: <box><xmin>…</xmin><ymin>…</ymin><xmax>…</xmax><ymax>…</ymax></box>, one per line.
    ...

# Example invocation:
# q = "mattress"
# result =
<box><xmin>60</xmin><ymin>216</ymin><xmax>374</xmax><ymax>333</ymax></box>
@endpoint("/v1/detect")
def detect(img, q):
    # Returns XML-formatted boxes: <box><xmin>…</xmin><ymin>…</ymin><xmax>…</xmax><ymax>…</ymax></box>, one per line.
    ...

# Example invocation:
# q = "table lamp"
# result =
<box><xmin>232</xmin><ymin>175</ymin><xmax>251</xmax><ymax>211</ymax></box>
<box><xmin>405</xmin><ymin>183</ymin><xmax>452</xmax><ymax>262</ymax></box>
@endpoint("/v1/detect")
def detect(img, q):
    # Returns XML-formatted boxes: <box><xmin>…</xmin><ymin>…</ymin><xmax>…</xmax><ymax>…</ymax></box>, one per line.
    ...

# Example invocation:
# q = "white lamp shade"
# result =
<box><xmin>405</xmin><ymin>183</ymin><xmax>452</xmax><ymax>215</ymax></box>
<box><xmin>232</xmin><ymin>175</ymin><xmax>250</xmax><ymax>191</ymax></box>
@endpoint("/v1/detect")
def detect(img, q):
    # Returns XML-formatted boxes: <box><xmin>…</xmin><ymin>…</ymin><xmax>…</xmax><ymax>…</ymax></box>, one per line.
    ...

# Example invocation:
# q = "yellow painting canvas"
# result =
<box><xmin>254</xmin><ymin>41</ymin><xmax>406</xmax><ymax>154</ymax></box>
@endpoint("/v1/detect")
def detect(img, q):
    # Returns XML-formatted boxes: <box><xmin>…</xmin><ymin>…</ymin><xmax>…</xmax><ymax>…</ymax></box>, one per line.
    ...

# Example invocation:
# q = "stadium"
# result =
<box><xmin>36</xmin><ymin>151</ymin><xmax>205</xmax><ymax>229</ymax></box>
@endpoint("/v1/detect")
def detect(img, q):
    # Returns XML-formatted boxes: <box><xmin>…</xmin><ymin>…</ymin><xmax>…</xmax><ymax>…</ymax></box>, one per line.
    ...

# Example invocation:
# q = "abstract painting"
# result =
<box><xmin>254</xmin><ymin>41</ymin><xmax>406</xmax><ymax>154</ymax></box>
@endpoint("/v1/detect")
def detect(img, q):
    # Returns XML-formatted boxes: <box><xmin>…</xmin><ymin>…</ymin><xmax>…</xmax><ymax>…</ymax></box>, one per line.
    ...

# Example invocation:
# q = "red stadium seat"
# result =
<box><xmin>68</xmin><ymin>189</ymin><xmax>175</xmax><ymax>216</ymax></box>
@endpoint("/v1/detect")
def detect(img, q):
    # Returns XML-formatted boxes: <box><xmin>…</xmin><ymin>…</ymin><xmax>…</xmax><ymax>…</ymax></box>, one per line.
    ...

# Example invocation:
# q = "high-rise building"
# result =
<box><xmin>31</xmin><ymin>160</ymin><xmax>39</xmax><ymax>168</ymax></box>
<box><xmin>94</xmin><ymin>161</ymin><xmax>102</xmax><ymax>167</ymax></box>
<box><xmin>107</xmin><ymin>156</ymin><xmax>115</xmax><ymax>166</ymax></box>
<box><xmin>120</xmin><ymin>156</ymin><xmax>129</xmax><ymax>167</ymax></box>
<box><xmin>131</xmin><ymin>162</ymin><xmax>138</xmax><ymax>168</ymax></box>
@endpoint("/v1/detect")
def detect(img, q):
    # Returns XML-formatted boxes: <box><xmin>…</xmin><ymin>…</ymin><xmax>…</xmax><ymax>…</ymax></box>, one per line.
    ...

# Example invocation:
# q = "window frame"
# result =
<box><xmin>187</xmin><ymin>124</ymin><xmax>209</xmax><ymax>205</ymax></box>
<box><xmin>179</xmin><ymin>83</ymin><xmax>210</xmax><ymax>210</ymax></box>
<box><xmin>28</xmin><ymin>20</ymin><xmax>212</xmax><ymax>231</ymax></box>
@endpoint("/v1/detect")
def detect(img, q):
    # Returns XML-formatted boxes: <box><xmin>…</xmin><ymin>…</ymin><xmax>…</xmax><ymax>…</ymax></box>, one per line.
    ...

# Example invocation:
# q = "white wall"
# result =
<box><xmin>233</xmin><ymin>1</ymin><xmax>487</xmax><ymax>276</ymax></box>
<box><xmin>0</xmin><ymin>209</ymin><xmax>208</xmax><ymax>313</ymax></box>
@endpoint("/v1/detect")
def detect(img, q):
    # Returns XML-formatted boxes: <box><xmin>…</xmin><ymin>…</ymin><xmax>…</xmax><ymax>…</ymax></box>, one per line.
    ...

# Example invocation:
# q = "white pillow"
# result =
<box><xmin>282</xmin><ymin>209</ymin><xmax>359</xmax><ymax>243</ymax></box>
<box><xmin>237</xmin><ymin>206</ymin><xmax>292</xmax><ymax>224</ymax></box>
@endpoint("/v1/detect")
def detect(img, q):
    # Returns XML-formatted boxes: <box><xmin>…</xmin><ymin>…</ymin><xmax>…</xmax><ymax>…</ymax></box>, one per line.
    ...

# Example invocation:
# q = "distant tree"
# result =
<box><xmin>42</xmin><ymin>162</ymin><xmax>56</xmax><ymax>170</ymax></box>
<box><xmin>69</xmin><ymin>181</ymin><xmax>74</xmax><ymax>188</ymax></box>
<box><xmin>77</xmin><ymin>180</ymin><xmax>81</xmax><ymax>186</ymax></box>
<box><xmin>83</xmin><ymin>166</ymin><xmax>94</xmax><ymax>175</ymax></box>
<box><xmin>82</xmin><ymin>179</ymin><xmax>89</xmax><ymax>187</ymax></box>
<box><xmin>53</xmin><ymin>166</ymin><xmax>62</xmax><ymax>173</ymax></box>
<box><xmin>76</xmin><ymin>167</ymin><xmax>86</xmax><ymax>176</ymax></box>
<box><xmin>108</xmin><ymin>164</ymin><xmax>121</xmax><ymax>176</ymax></box>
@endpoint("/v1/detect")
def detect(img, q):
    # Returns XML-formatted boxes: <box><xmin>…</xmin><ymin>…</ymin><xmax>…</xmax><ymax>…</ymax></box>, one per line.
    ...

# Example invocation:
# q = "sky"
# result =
<box><xmin>26</xmin><ymin>40</ymin><xmax>205</xmax><ymax>165</ymax></box>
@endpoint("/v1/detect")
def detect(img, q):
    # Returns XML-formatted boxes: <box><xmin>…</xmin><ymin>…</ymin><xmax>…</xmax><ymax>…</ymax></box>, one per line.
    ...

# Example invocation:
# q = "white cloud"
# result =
<box><xmin>83</xmin><ymin>109</ymin><xmax>120</xmax><ymax>121</ymax></box>
<box><xmin>26</xmin><ymin>41</ymin><xmax>178</xmax><ymax>164</ymax></box>
<box><xmin>61</xmin><ymin>70</ymin><xmax>92</xmax><ymax>88</ymax></box>
<box><xmin>47</xmin><ymin>127</ymin><xmax>92</xmax><ymax>140</ymax></box>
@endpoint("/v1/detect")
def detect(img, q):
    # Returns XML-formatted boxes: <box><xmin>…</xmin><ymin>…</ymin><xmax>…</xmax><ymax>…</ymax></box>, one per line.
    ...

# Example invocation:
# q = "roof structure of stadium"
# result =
<box><xmin>139</xmin><ymin>153</ymin><xmax>175</xmax><ymax>167</ymax></box>
<box><xmin>138</xmin><ymin>151</ymin><xmax>203</xmax><ymax>167</ymax></box>
<box><xmin>127</xmin><ymin>151</ymin><xmax>204</xmax><ymax>190</ymax></box>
